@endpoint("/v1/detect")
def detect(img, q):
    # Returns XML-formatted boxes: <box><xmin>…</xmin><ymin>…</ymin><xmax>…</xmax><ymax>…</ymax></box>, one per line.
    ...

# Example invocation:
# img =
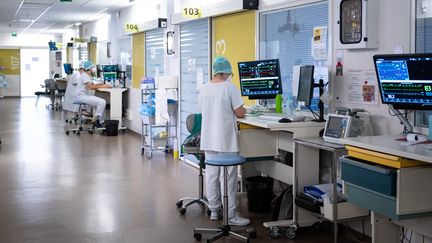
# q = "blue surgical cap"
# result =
<box><xmin>213</xmin><ymin>56</ymin><xmax>232</xmax><ymax>75</ymax></box>
<box><xmin>83</xmin><ymin>61</ymin><xmax>95</xmax><ymax>71</ymax></box>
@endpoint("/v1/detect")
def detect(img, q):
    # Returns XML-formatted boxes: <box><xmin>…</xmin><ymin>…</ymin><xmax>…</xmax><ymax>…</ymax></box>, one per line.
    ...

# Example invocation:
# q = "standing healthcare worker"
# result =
<box><xmin>63</xmin><ymin>65</ymin><xmax>84</xmax><ymax>113</ymax></box>
<box><xmin>197</xmin><ymin>56</ymin><xmax>250</xmax><ymax>226</ymax></box>
<box><xmin>75</xmin><ymin>61</ymin><xmax>111</xmax><ymax>128</ymax></box>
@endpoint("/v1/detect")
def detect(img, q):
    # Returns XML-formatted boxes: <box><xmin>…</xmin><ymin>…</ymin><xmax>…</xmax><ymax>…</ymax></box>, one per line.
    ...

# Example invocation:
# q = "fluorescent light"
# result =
<box><xmin>21</xmin><ymin>2</ymin><xmax>55</xmax><ymax>34</ymax></box>
<box><xmin>39</xmin><ymin>22</ymin><xmax>55</xmax><ymax>34</ymax></box>
<box><xmin>74</xmin><ymin>22</ymin><xmax>82</xmax><ymax>26</ymax></box>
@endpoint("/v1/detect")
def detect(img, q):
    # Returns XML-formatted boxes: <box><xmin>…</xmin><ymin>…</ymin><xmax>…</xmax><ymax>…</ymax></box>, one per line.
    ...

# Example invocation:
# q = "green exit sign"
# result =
<box><xmin>60</xmin><ymin>0</ymin><xmax>72</xmax><ymax>2</ymax></box>
<box><xmin>11</xmin><ymin>32</ymin><xmax>17</xmax><ymax>37</ymax></box>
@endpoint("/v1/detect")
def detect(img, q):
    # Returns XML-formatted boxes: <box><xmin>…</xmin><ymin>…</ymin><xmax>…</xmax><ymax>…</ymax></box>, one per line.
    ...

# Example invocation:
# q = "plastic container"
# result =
<box><xmin>173</xmin><ymin>138</ymin><xmax>179</xmax><ymax>159</ymax></box>
<box><xmin>429</xmin><ymin>114</ymin><xmax>432</xmax><ymax>140</ymax></box>
<box><xmin>275</xmin><ymin>94</ymin><xmax>282</xmax><ymax>113</ymax></box>
<box><xmin>245</xmin><ymin>176</ymin><xmax>274</xmax><ymax>213</ymax></box>
<box><xmin>104</xmin><ymin>120</ymin><xmax>119</xmax><ymax>136</ymax></box>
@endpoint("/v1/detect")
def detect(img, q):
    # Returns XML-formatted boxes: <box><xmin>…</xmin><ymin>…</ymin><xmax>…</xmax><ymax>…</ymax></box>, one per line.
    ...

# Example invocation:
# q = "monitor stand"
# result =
<box><xmin>312</xmin><ymin>79</ymin><xmax>326</xmax><ymax>122</ymax></box>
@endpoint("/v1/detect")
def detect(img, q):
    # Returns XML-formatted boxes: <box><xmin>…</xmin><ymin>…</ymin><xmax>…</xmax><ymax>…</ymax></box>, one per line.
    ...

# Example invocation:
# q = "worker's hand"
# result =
<box><xmin>104</xmin><ymin>83</ymin><xmax>112</xmax><ymax>88</ymax></box>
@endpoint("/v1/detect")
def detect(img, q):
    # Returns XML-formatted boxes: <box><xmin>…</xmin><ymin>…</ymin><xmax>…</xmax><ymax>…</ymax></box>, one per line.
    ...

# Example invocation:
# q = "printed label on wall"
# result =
<box><xmin>0</xmin><ymin>49</ymin><xmax>20</xmax><ymax>75</ymax></box>
<box><xmin>125</xmin><ymin>23</ymin><xmax>139</xmax><ymax>33</ymax></box>
<box><xmin>183</xmin><ymin>7</ymin><xmax>202</xmax><ymax>18</ymax></box>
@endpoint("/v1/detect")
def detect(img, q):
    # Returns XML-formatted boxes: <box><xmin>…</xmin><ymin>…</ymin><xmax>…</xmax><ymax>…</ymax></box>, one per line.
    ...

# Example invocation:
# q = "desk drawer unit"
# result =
<box><xmin>239</xmin><ymin>129</ymin><xmax>277</xmax><ymax>158</ymax></box>
<box><xmin>341</xmin><ymin>156</ymin><xmax>432</xmax><ymax>220</ymax></box>
<box><xmin>345</xmin><ymin>145</ymin><xmax>425</xmax><ymax>168</ymax></box>
<box><xmin>340</xmin><ymin>157</ymin><xmax>396</xmax><ymax>197</ymax></box>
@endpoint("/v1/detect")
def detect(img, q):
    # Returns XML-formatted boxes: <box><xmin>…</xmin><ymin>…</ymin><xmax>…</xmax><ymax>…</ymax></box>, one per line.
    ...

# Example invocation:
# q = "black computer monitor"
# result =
<box><xmin>297</xmin><ymin>65</ymin><xmax>315</xmax><ymax>107</ymax></box>
<box><xmin>238</xmin><ymin>59</ymin><xmax>282</xmax><ymax>99</ymax></box>
<box><xmin>63</xmin><ymin>63</ymin><xmax>73</xmax><ymax>75</ymax></box>
<box><xmin>101</xmin><ymin>64</ymin><xmax>119</xmax><ymax>73</ymax></box>
<box><xmin>373</xmin><ymin>53</ymin><xmax>432</xmax><ymax>110</ymax></box>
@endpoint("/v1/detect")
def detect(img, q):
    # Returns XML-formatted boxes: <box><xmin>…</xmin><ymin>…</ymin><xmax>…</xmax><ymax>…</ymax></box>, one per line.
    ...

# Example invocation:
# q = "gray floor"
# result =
<box><xmin>0</xmin><ymin>98</ymin><xmax>369</xmax><ymax>243</ymax></box>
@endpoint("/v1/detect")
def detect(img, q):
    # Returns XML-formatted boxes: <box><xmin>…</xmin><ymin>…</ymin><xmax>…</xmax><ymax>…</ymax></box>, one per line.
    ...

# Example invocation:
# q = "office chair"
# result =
<box><xmin>65</xmin><ymin>101</ymin><xmax>94</xmax><ymax>135</ymax></box>
<box><xmin>176</xmin><ymin>114</ymin><xmax>209</xmax><ymax>214</ymax></box>
<box><xmin>44</xmin><ymin>79</ymin><xmax>59</xmax><ymax>110</ymax></box>
<box><xmin>34</xmin><ymin>80</ymin><xmax>51</xmax><ymax>107</ymax></box>
<box><xmin>193</xmin><ymin>154</ymin><xmax>256</xmax><ymax>242</ymax></box>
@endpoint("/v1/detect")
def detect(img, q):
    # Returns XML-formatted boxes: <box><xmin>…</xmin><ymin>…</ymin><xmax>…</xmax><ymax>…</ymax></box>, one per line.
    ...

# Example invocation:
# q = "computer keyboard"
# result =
<box><xmin>257</xmin><ymin>113</ymin><xmax>307</xmax><ymax>122</ymax></box>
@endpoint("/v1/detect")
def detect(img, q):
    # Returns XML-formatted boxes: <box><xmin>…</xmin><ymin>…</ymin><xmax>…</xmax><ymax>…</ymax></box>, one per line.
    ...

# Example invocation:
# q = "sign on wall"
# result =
<box><xmin>125</xmin><ymin>23</ymin><xmax>139</xmax><ymax>33</ymax></box>
<box><xmin>0</xmin><ymin>49</ymin><xmax>20</xmax><ymax>75</ymax></box>
<box><xmin>182</xmin><ymin>7</ymin><xmax>202</xmax><ymax>19</ymax></box>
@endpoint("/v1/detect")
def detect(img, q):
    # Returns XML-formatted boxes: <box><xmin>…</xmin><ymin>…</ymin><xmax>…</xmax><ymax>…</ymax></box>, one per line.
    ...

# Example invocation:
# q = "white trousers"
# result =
<box><xmin>75</xmin><ymin>95</ymin><xmax>106</xmax><ymax>122</ymax></box>
<box><xmin>205</xmin><ymin>151</ymin><xmax>238</xmax><ymax>219</ymax></box>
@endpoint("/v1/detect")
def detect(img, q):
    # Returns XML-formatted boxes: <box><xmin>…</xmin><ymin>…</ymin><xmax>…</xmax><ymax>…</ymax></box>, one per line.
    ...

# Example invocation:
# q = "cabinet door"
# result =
<box><xmin>340</xmin><ymin>0</ymin><xmax>362</xmax><ymax>44</ymax></box>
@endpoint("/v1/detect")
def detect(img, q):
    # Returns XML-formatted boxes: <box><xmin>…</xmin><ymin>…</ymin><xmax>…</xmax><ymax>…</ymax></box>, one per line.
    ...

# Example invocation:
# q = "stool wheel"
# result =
<box><xmin>269</xmin><ymin>226</ymin><xmax>282</xmax><ymax>239</ymax></box>
<box><xmin>247</xmin><ymin>228</ymin><xmax>257</xmax><ymax>239</ymax></box>
<box><xmin>179</xmin><ymin>207</ymin><xmax>186</xmax><ymax>215</ymax></box>
<box><xmin>65</xmin><ymin>131</ymin><xmax>70</xmax><ymax>135</ymax></box>
<box><xmin>194</xmin><ymin>233</ymin><xmax>202</xmax><ymax>241</ymax></box>
<box><xmin>76</xmin><ymin>131</ymin><xmax>80</xmax><ymax>136</ymax></box>
<box><xmin>176</xmin><ymin>200</ymin><xmax>183</xmax><ymax>208</ymax></box>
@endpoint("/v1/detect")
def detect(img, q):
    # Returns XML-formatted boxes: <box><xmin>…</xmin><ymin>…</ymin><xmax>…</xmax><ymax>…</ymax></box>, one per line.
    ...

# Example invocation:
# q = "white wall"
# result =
<box><xmin>0</xmin><ymin>33</ymin><xmax>61</xmax><ymax>48</ymax></box>
<box><xmin>81</xmin><ymin>15</ymin><xmax>111</xmax><ymax>41</ymax></box>
<box><xmin>330</xmin><ymin>0</ymin><xmax>415</xmax><ymax>135</ymax></box>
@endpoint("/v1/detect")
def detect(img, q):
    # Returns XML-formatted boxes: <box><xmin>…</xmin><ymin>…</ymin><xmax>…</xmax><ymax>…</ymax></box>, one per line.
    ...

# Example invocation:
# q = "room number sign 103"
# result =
<box><xmin>183</xmin><ymin>7</ymin><xmax>201</xmax><ymax>18</ymax></box>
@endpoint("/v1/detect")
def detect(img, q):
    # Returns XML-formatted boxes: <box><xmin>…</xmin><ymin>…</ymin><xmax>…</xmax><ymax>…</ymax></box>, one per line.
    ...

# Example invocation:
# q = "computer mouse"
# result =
<box><xmin>278</xmin><ymin>118</ymin><xmax>292</xmax><ymax>123</ymax></box>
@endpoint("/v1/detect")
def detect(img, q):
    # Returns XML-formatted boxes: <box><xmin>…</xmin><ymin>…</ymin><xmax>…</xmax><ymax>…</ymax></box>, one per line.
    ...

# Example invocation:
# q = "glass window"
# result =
<box><xmin>259</xmin><ymin>2</ymin><xmax>329</xmax><ymax>111</ymax></box>
<box><xmin>415</xmin><ymin>0</ymin><xmax>432</xmax><ymax>127</ymax></box>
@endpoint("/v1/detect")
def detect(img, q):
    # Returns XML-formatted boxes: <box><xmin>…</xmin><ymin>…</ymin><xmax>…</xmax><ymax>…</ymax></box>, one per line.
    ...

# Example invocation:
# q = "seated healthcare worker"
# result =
<box><xmin>75</xmin><ymin>61</ymin><xmax>111</xmax><ymax>128</ymax></box>
<box><xmin>63</xmin><ymin>64</ymin><xmax>84</xmax><ymax>113</ymax></box>
<box><xmin>197</xmin><ymin>56</ymin><xmax>250</xmax><ymax>226</ymax></box>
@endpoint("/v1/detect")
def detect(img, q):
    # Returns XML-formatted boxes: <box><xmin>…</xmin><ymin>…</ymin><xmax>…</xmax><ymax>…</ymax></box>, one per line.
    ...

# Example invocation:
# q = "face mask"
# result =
<box><xmin>225</xmin><ymin>74</ymin><xmax>233</xmax><ymax>82</ymax></box>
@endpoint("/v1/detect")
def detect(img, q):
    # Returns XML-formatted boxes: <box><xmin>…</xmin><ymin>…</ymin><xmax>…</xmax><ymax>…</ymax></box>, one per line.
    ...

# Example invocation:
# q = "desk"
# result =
<box><xmin>98</xmin><ymin>88</ymin><xmax>127</xmax><ymax>129</ymax></box>
<box><xmin>237</xmin><ymin>116</ymin><xmax>324</xmax><ymax>234</ymax></box>
<box><xmin>341</xmin><ymin>135</ymin><xmax>432</xmax><ymax>242</ymax></box>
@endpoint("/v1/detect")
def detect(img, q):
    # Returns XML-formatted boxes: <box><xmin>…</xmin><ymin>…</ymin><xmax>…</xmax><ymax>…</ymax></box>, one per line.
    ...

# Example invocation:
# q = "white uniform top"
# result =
<box><xmin>63</xmin><ymin>70</ymin><xmax>81</xmax><ymax>112</ymax></box>
<box><xmin>197</xmin><ymin>81</ymin><xmax>244</xmax><ymax>153</ymax></box>
<box><xmin>76</xmin><ymin>72</ymin><xmax>94</xmax><ymax>97</ymax></box>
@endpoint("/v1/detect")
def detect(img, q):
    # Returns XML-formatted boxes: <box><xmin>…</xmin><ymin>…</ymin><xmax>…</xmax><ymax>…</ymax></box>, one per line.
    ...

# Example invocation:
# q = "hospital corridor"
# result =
<box><xmin>0</xmin><ymin>98</ymin><xmax>363</xmax><ymax>243</ymax></box>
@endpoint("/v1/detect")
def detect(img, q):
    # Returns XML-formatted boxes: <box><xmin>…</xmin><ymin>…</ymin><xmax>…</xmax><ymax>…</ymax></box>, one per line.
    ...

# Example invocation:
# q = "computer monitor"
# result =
<box><xmin>297</xmin><ymin>65</ymin><xmax>315</xmax><ymax>107</ymax></box>
<box><xmin>103</xmin><ymin>72</ymin><xmax>117</xmax><ymax>82</ymax></box>
<box><xmin>63</xmin><ymin>63</ymin><xmax>73</xmax><ymax>75</ymax></box>
<box><xmin>101</xmin><ymin>64</ymin><xmax>119</xmax><ymax>73</ymax></box>
<box><xmin>238</xmin><ymin>59</ymin><xmax>282</xmax><ymax>99</ymax></box>
<box><xmin>373</xmin><ymin>53</ymin><xmax>432</xmax><ymax>110</ymax></box>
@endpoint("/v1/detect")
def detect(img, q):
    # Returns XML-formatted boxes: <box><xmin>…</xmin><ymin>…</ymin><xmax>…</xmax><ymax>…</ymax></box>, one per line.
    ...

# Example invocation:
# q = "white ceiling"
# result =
<box><xmin>0</xmin><ymin>0</ymin><xmax>138</xmax><ymax>35</ymax></box>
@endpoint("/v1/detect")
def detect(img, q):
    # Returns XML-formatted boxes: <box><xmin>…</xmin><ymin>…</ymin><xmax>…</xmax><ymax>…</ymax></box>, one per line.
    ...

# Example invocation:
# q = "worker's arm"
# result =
<box><xmin>234</xmin><ymin>105</ymin><xmax>246</xmax><ymax>118</ymax></box>
<box><xmin>85</xmin><ymin>82</ymin><xmax>111</xmax><ymax>90</ymax></box>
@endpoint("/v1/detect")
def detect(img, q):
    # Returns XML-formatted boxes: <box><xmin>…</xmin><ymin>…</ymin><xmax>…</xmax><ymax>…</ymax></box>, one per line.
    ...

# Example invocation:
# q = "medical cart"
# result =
<box><xmin>140</xmin><ymin>87</ymin><xmax>177</xmax><ymax>159</ymax></box>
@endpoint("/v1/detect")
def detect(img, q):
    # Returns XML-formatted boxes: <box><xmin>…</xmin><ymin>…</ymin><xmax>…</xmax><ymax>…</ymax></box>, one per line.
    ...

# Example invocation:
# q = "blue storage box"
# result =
<box><xmin>340</xmin><ymin>156</ymin><xmax>396</xmax><ymax>197</ymax></box>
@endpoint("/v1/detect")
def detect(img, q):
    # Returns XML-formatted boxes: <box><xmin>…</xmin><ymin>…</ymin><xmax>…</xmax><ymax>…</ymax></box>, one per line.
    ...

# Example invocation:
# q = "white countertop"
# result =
<box><xmin>340</xmin><ymin>135</ymin><xmax>432</xmax><ymax>163</ymax></box>
<box><xmin>237</xmin><ymin>116</ymin><xmax>325</xmax><ymax>131</ymax></box>
<box><xmin>98</xmin><ymin>88</ymin><xmax>127</xmax><ymax>92</ymax></box>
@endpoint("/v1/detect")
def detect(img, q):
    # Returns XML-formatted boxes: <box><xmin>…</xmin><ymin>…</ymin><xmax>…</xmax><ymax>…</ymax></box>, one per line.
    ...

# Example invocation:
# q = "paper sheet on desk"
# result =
<box><xmin>155</xmin><ymin>89</ymin><xmax>170</xmax><ymax>125</ymax></box>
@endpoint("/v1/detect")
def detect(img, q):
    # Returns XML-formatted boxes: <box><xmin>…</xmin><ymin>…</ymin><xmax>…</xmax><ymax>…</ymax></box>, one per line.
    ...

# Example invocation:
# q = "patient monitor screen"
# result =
<box><xmin>374</xmin><ymin>54</ymin><xmax>432</xmax><ymax>109</ymax></box>
<box><xmin>238</xmin><ymin>59</ymin><xmax>282</xmax><ymax>99</ymax></box>
<box><xmin>324</xmin><ymin>116</ymin><xmax>349</xmax><ymax>139</ymax></box>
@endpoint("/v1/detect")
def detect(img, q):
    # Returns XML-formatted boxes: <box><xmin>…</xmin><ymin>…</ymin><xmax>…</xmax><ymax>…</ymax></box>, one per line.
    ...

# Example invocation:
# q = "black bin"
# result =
<box><xmin>245</xmin><ymin>176</ymin><xmax>274</xmax><ymax>213</ymax></box>
<box><xmin>104</xmin><ymin>120</ymin><xmax>119</xmax><ymax>136</ymax></box>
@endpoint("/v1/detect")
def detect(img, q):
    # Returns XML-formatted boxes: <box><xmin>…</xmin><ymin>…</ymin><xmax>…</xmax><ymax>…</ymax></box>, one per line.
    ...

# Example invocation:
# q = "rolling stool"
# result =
<box><xmin>176</xmin><ymin>153</ymin><xmax>209</xmax><ymax>214</ymax></box>
<box><xmin>176</xmin><ymin>114</ymin><xmax>209</xmax><ymax>215</ymax></box>
<box><xmin>194</xmin><ymin>154</ymin><xmax>256</xmax><ymax>242</ymax></box>
<box><xmin>65</xmin><ymin>101</ymin><xmax>94</xmax><ymax>135</ymax></box>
